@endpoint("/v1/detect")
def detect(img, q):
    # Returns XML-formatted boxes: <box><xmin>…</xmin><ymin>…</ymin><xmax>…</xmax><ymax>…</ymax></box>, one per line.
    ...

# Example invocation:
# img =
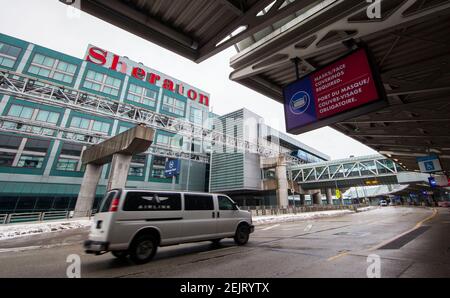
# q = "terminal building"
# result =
<box><xmin>0</xmin><ymin>32</ymin><xmax>328</xmax><ymax>214</ymax></box>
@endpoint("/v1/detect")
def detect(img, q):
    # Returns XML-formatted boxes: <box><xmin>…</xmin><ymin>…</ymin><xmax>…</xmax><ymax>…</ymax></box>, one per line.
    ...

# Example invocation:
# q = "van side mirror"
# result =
<box><xmin>232</xmin><ymin>202</ymin><xmax>239</xmax><ymax>210</ymax></box>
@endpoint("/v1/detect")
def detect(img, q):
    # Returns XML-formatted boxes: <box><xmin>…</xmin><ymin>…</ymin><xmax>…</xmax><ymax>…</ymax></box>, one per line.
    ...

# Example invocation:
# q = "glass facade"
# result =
<box><xmin>0</xmin><ymin>41</ymin><xmax>21</xmax><ymax>68</ymax></box>
<box><xmin>161</xmin><ymin>95</ymin><xmax>185</xmax><ymax>116</ymax></box>
<box><xmin>28</xmin><ymin>53</ymin><xmax>77</xmax><ymax>84</ymax></box>
<box><xmin>127</xmin><ymin>84</ymin><xmax>157</xmax><ymax>108</ymax></box>
<box><xmin>83</xmin><ymin>70</ymin><xmax>121</xmax><ymax>96</ymax></box>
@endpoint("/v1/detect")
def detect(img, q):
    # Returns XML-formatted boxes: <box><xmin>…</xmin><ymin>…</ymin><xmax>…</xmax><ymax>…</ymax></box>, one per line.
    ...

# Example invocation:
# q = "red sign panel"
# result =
<box><xmin>312</xmin><ymin>49</ymin><xmax>380</xmax><ymax>119</ymax></box>
<box><xmin>284</xmin><ymin>47</ymin><xmax>387</xmax><ymax>134</ymax></box>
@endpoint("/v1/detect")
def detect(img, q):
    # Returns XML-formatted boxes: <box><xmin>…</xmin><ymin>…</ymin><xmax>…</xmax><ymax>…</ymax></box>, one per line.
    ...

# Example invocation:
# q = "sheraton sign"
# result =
<box><xmin>85</xmin><ymin>45</ymin><xmax>209</xmax><ymax>106</ymax></box>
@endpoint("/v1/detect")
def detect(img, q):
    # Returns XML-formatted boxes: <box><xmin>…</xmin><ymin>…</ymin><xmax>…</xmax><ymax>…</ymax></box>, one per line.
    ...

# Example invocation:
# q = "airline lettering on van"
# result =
<box><xmin>85</xmin><ymin>46</ymin><xmax>209</xmax><ymax>107</ymax></box>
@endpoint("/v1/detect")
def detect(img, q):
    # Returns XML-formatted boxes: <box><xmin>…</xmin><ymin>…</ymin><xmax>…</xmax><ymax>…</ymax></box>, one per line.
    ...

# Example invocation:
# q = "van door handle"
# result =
<box><xmin>212</xmin><ymin>212</ymin><xmax>215</xmax><ymax>218</ymax></box>
<box><xmin>217</xmin><ymin>212</ymin><xmax>220</xmax><ymax>218</ymax></box>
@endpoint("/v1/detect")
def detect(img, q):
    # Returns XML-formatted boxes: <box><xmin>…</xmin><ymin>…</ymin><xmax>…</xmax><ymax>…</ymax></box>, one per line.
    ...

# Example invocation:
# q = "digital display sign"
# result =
<box><xmin>284</xmin><ymin>47</ymin><xmax>387</xmax><ymax>134</ymax></box>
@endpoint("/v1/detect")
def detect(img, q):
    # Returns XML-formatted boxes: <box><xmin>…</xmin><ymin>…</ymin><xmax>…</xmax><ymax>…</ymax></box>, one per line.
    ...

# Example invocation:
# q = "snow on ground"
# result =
<box><xmin>355</xmin><ymin>206</ymin><xmax>377</xmax><ymax>212</ymax></box>
<box><xmin>0</xmin><ymin>218</ymin><xmax>92</xmax><ymax>241</ymax></box>
<box><xmin>253</xmin><ymin>209</ymin><xmax>354</xmax><ymax>225</ymax></box>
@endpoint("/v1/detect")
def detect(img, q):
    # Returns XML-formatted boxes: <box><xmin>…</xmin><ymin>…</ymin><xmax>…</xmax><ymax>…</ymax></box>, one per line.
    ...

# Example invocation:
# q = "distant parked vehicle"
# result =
<box><xmin>437</xmin><ymin>201</ymin><xmax>450</xmax><ymax>207</ymax></box>
<box><xmin>379</xmin><ymin>200</ymin><xmax>388</xmax><ymax>207</ymax></box>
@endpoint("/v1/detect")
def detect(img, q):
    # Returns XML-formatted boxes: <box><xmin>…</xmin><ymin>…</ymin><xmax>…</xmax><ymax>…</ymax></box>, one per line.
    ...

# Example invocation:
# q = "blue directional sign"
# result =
<box><xmin>416</xmin><ymin>155</ymin><xmax>442</xmax><ymax>173</ymax></box>
<box><xmin>164</xmin><ymin>159</ymin><xmax>180</xmax><ymax>178</ymax></box>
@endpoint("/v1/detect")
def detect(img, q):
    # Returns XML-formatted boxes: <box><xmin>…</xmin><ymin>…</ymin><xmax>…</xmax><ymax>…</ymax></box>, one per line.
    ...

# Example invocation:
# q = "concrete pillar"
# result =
<box><xmin>275</xmin><ymin>155</ymin><xmax>289</xmax><ymax>208</ymax></box>
<box><xmin>74</xmin><ymin>163</ymin><xmax>103</xmax><ymax>217</ymax></box>
<box><xmin>326</xmin><ymin>188</ymin><xmax>333</xmax><ymax>205</ymax></box>
<box><xmin>300</xmin><ymin>194</ymin><xmax>306</xmax><ymax>206</ymax></box>
<box><xmin>107</xmin><ymin>153</ymin><xmax>133</xmax><ymax>190</ymax></box>
<box><xmin>312</xmin><ymin>192</ymin><xmax>322</xmax><ymax>205</ymax></box>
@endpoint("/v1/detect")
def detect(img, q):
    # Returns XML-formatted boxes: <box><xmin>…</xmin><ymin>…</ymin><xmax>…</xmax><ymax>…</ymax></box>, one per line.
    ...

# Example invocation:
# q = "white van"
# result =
<box><xmin>84</xmin><ymin>189</ymin><xmax>254</xmax><ymax>264</ymax></box>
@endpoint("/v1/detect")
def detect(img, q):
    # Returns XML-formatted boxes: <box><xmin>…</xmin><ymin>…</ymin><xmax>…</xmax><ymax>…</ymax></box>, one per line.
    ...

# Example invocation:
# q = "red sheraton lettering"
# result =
<box><xmin>85</xmin><ymin>47</ymin><xmax>209</xmax><ymax>106</ymax></box>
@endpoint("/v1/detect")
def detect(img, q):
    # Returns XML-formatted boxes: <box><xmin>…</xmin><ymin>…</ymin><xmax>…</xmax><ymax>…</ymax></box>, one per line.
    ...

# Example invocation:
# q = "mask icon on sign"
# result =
<box><xmin>289</xmin><ymin>91</ymin><xmax>311</xmax><ymax>115</ymax></box>
<box><xmin>292</xmin><ymin>95</ymin><xmax>308</xmax><ymax>109</ymax></box>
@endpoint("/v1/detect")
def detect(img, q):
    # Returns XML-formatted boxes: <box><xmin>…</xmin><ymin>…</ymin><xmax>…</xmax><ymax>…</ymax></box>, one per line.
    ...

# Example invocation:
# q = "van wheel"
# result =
<box><xmin>111</xmin><ymin>251</ymin><xmax>128</xmax><ymax>259</ymax></box>
<box><xmin>129</xmin><ymin>235</ymin><xmax>158</xmax><ymax>264</ymax></box>
<box><xmin>234</xmin><ymin>225</ymin><xmax>250</xmax><ymax>245</ymax></box>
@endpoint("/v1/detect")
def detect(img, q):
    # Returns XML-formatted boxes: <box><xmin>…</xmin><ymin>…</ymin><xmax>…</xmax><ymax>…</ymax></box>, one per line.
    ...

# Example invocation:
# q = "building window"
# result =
<box><xmin>7</xmin><ymin>104</ymin><xmax>61</xmax><ymax>126</ymax></box>
<box><xmin>16</xmin><ymin>155</ymin><xmax>44</xmax><ymax>169</ymax></box>
<box><xmin>161</xmin><ymin>95</ymin><xmax>185</xmax><ymax>116</ymax></box>
<box><xmin>127</xmin><ymin>84</ymin><xmax>157</xmax><ymax>108</ymax></box>
<box><xmin>156</xmin><ymin>134</ymin><xmax>182</xmax><ymax>148</ymax></box>
<box><xmin>83</xmin><ymin>70</ymin><xmax>121</xmax><ymax>96</ymax></box>
<box><xmin>151</xmin><ymin>156</ymin><xmax>166</xmax><ymax>178</ymax></box>
<box><xmin>70</xmin><ymin>116</ymin><xmax>90</xmax><ymax>130</ymax></box>
<box><xmin>0</xmin><ymin>152</ymin><xmax>15</xmax><ymax>167</ymax></box>
<box><xmin>56</xmin><ymin>143</ymin><xmax>84</xmax><ymax>172</ymax></box>
<box><xmin>118</xmin><ymin>126</ymin><xmax>130</xmax><ymax>134</ymax></box>
<box><xmin>129</xmin><ymin>166</ymin><xmax>144</xmax><ymax>177</ymax></box>
<box><xmin>0</xmin><ymin>42</ymin><xmax>22</xmax><ymax>68</ymax></box>
<box><xmin>23</xmin><ymin>139</ymin><xmax>51</xmax><ymax>153</ymax></box>
<box><xmin>7</xmin><ymin>104</ymin><xmax>33</xmax><ymax>119</ymax></box>
<box><xmin>36</xmin><ymin>110</ymin><xmax>59</xmax><ymax>124</ymax></box>
<box><xmin>92</xmin><ymin>120</ymin><xmax>110</xmax><ymax>134</ymax></box>
<box><xmin>28</xmin><ymin>53</ymin><xmax>77</xmax><ymax>84</ymax></box>
<box><xmin>190</xmin><ymin>107</ymin><xmax>203</xmax><ymax>125</ymax></box>
<box><xmin>151</xmin><ymin>168</ymin><xmax>165</xmax><ymax>179</ymax></box>
<box><xmin>128</xmin><ymin>154</ymin><xmax>146</xmax><ymax>177</ymax></box>
<box><xmin>56</xmin><ymin>159</ymin><xmax>79</xmax><ymax>171</ymax></box>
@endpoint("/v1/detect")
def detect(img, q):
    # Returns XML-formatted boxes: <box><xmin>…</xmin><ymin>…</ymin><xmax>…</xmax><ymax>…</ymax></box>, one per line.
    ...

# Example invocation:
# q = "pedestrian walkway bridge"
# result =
<box><xmin>289</xmin><ymin>154</ymin><xmax>429</xmax><ymax>190</ymax></box>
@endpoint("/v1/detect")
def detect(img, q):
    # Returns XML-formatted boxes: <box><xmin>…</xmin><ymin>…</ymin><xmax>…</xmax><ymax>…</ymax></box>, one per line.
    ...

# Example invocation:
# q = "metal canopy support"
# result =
<box><xmin>230</xmin><ymin>0</ymin><xmax>450</xmax><ymax>85</ymax></box>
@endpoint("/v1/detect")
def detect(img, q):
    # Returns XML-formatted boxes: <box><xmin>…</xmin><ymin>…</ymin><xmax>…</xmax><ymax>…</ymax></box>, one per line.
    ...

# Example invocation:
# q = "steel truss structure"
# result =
<box><xmin>290</xmin><ymin>155</ymin><xmax>400</xmax><ymax>183</ymax></box>
<box><xmin>0</xmin><ymin>70</ymin><xmax>304</xmax><ymax>165</ymax></box>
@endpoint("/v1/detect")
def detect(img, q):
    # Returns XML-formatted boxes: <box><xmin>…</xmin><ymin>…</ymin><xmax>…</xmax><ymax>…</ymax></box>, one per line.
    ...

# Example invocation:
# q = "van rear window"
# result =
<box><xmin>123</xmin><ymin>192</ymin><xmax>181</xmax><ymax>211</ymax></box>
<box><xmin>98</xmin><ymin>190</ymin><xmax>119</xmax><ymax>213</ymax></box>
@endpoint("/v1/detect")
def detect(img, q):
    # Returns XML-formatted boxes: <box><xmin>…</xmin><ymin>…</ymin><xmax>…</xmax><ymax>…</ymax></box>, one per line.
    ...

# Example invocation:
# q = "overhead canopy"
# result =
<box><xmin>69</xmin><ymin>0</ymin><xmax>323</xmax><ymax>62</ymax></box>
<box><xmin>228</xmin><ymin>0</ymin><xmax>450</xmax><ymax>173</ymax></box>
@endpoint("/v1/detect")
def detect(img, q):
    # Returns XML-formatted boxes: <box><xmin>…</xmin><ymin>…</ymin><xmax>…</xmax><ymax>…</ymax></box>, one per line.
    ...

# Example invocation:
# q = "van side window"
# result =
<box><xmin>184</xmin><ymin>195</ymin><xmax>214</xmax><ymax>210</ymax></box>
<box><xmin>123</xmin><ymin>192</ymin><xmax>181</xmax><ymax>211</ymax></box>
<box><xmin>218</xmin><ymin>196</ymin><xmax>235</xmax><ymax>210</ymax></box>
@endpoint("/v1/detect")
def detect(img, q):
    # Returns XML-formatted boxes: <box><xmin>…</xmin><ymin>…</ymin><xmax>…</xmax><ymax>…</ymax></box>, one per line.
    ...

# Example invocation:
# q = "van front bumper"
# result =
<box><xmin>84</xmin><ymin>240</ymin><xmax>109</xmax><ymax>254</ymax></box>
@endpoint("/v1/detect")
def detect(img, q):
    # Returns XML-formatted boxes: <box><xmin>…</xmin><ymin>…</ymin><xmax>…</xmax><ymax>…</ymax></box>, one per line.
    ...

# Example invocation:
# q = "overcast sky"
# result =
<box><xmin>0</xmin><ymin>0</ymin><xmax>377</xmax><ymax>159</ymax></box>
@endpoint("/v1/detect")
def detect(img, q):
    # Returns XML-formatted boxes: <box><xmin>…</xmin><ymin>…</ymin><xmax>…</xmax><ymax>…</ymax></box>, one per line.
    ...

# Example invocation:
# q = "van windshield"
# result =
<box><xmin>98</xmin><ymin>190</ymin><xmax>119</xmax><ymax>213</ymax></box>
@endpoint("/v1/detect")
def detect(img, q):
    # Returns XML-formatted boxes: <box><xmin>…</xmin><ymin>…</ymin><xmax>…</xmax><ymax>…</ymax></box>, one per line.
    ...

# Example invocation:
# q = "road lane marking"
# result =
<box><xmin>414</xmin><ymin>208</ymin><xmax>438</xmax><ymax>228</ymax></box>
<box><xmin>326</xmin><ymin>208</ymin><xmax>438</xmax><ymax>262</ymax></box>
<box><xmin>327</xmin><ymin>251</ymin><xmax>350</xmax><ymax>261</ymax></box>
<box><xmin>261</xmin><ymin>224</ymin><xmax>280</xmax><ymax>231</ymax></box>
<box><xmin>368</xmin><ymin>208</ymin><xmax>438</xmax><ymax>251</ymax></box>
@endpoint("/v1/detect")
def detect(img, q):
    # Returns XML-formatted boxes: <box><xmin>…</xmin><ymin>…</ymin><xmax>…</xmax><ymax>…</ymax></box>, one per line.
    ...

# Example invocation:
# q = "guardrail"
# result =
<box><xmin>242</xmin><ymin>204</ymin><xmax>369</xmax><ymax>217</ymax></box>
<box><xmin>0</xmin><ymin>213</ymin><xmax>7</xmax><ymax>224</ymax></box>
<box><xmin>0</xmin><ymin>210</ymin><xmax>98</xmax><ymax>225</ymax></box>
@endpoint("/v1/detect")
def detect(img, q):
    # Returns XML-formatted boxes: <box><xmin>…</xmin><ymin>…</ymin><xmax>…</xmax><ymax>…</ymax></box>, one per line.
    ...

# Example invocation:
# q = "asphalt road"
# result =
<box><xmin>0</xmin><ymin>206</ymin><xmax>448</xmax><ymax>278</ymax></box>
